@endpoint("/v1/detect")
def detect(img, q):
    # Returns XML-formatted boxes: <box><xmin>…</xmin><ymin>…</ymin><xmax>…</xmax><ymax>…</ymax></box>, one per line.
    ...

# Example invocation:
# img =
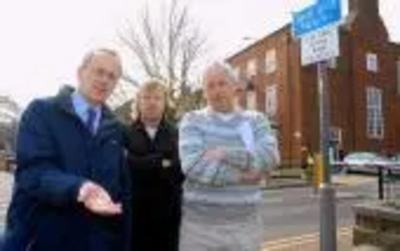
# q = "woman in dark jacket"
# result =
<box><xmin>124</xmin><ymin>80</ymin><xmax>184</xmax><ymax>251</ymax></box>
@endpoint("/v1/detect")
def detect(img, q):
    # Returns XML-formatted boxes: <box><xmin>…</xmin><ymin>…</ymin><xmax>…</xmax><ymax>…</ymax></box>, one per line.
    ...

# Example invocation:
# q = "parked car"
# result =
<box><xmin>340</xmin><ymin>152</ymin><xmax>395</xmax><ymax>174</ymax></box>
<box><xmin>390</xmin><ymin>154</ymin><xmax>400</xmax><ymax>163</ymax></box>
<box><xmin>388</xmin><ymin>154</ymin><xmax>400</xmax><ymax>174</ymax></box>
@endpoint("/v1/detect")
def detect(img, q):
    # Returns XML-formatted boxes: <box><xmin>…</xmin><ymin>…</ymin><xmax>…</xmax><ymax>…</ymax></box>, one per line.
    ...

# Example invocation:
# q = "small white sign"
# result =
<box><xmin>301</xmin><ymin>26</ymin><xmax>339</xmax><ymax>66</ymax></box>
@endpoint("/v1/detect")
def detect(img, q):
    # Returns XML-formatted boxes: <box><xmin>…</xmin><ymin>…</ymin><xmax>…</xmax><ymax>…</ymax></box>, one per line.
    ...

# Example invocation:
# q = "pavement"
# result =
<box><xmin>263</xmin><ymin>178</ymin><xmax>309</xmax><ymax>190</ymax></box>
<box><xmin>265</xmin><ymin>173</ymin><xmax>376</xmax><ymax>190</ymax></box>
<box><xmin>0</xmin><ymin>171</ymin><xmax>378</xmax><ymax>250</ymax></box>
<box><xmin>332</xmin><ymin>175</ymin><xmax>376</xmax><ymax>187</ymax></box>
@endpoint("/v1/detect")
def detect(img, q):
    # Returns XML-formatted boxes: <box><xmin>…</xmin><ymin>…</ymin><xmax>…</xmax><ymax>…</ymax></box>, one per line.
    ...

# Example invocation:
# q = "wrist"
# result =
<box><xmin>77</xmin><ymin>181</ymin><xmax>93</xmax><ymax>203</ymax></box>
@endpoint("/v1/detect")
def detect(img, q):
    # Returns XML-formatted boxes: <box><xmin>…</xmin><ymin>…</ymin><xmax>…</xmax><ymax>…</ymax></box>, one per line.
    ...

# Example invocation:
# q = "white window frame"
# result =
<box><xmin>265</xmin><ymin>84</ymin><xmax>277</xmax><ymax>117</ymax></box>
<box><xmin>246</xmin><ymin>59</ymin><xmax>257</xmax><ymax>78</ymax></box>
<box><xmin>329</xmin><ymin>127</ymin><xmax>342</xmax><ymax>146</ymax></box>
<box><xmin>265</xmin><ymin>49</ymin><xmax>277</xmax><ymax>74</ymax></box>
<box><xmin>366</xmin><ymin>52</ymin><xmax>378</xmax><ymax>73</ymax></box>
<box><xmin>366</xmin><ymin>86</ymin><xmax>384</xmax><ymax>139</ymax></box>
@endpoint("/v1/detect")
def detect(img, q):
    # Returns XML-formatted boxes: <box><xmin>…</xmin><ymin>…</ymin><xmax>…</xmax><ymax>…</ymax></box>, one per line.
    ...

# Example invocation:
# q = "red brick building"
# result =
<box><xmin>227</xmin><ymin>0</ymin><xmax>400</xmax><ymax>167</ymax></box>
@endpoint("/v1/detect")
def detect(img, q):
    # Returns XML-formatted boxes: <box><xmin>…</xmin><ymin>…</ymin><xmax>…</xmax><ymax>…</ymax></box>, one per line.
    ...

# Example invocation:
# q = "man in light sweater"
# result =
<box><xmin>179</xmin><ymin>62</ymin><xmax>280</xmax><ymax>251</ymax></box>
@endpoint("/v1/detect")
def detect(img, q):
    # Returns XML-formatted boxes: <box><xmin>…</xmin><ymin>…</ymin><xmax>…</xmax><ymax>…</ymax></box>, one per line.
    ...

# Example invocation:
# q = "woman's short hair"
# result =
<box><xmin>131</xmin><ymin>79</ymin><xmax>169</xmax><ymax>120</ymax></box>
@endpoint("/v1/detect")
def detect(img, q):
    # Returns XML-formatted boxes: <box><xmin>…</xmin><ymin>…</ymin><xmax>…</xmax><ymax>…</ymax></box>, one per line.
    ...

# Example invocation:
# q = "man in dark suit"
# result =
<box><xmin>2</xmin><ymin>48</ymin><xmax>130</xmax><ymax>251</ymax></box>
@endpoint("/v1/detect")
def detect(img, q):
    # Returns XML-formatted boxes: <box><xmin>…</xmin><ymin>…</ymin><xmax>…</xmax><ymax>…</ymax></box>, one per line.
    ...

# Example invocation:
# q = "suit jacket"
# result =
<box><xmin>2</xmin><ymin>86</ymin><xmax>131</xmax><ymax>251</ymax></box>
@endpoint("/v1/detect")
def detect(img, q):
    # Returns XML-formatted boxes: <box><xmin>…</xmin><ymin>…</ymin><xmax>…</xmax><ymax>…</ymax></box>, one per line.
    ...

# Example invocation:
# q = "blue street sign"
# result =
<box><xmin>292</xmin><ymin>0</ymin><xmax>341</xmax><ymax>37</ymax></box>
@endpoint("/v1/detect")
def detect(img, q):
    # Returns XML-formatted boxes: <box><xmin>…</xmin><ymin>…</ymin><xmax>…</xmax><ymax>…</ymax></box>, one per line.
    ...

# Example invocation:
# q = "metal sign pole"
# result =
<box><xmin>318</xmin><ymin>61</ymin><xmax>337</xmax><ymax>251</ymax></box>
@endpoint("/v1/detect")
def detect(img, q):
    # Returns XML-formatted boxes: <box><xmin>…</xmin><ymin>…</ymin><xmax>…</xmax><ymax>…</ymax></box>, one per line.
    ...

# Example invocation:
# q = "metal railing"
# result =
<box><xmin>331</xmin><ymin>159</ymin><xmax>400</xmax><ymax>200</ymax></box>
<box><xmin>383</xmin><ymin>170</ymin><xmax>400</xmax><ymax>201</ymax></box>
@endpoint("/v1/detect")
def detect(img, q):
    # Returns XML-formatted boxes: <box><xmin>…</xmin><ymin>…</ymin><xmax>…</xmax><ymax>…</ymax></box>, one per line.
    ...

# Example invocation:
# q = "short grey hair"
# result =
<box><xmin>202</xmin><ymin>62</ymin><xmax>239</xmax><ymax>85</ymax></box>
<box><xmin>79</xmin><ymin>48</ymin><xmax>122</xmax><ymax>73</ymax></box>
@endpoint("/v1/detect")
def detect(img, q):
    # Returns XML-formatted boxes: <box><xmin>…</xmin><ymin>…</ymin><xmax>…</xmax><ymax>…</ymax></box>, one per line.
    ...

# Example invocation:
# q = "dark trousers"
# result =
<box><xmin>131</xmin><ymin>190</ymin><xmax>182</xmax><ymax>251</ymax></box>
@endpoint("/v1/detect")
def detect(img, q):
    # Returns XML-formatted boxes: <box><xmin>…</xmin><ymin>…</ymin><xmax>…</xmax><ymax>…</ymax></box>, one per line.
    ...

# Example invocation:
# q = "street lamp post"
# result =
<box><xmin>318</xmin><ymin>61</ymin><xmax>337</xmax><ymax>251</ymax></box>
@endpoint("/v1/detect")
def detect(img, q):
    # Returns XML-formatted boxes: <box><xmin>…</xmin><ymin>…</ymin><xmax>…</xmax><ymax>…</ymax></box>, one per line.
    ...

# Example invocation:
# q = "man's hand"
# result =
<box><xmin>240</xmin><ymin>169</ymin><xmax>264</xmax><ymax>185</ymax></box>
<box><xmin>78</xmin><ymin>181</ymin><xmax>122</xmax><ymax>216</ymax></box>
<box><xmin>203</xmin><ymin>149</ymin><xmax>226</xmax><ymax>162</ymax></box>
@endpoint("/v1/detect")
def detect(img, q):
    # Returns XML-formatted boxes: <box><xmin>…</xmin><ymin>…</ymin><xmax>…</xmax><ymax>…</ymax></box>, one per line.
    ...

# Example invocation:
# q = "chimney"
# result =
<box><xmin>345</xmin><ymin>0</ymin><xmax>388</xmax><ymax>46</ymax></box>
<box><xmin>348</xmin><ymin>0</ymin><xmax>379</xmax><ymax>17</ymax></box>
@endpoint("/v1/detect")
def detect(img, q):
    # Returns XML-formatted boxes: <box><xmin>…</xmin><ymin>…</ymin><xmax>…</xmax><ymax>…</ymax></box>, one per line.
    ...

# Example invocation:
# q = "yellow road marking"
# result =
<box><xmin>262</xmin><ymin>226</ymin><xmax>353</xmax><ymax>250</ymax></box>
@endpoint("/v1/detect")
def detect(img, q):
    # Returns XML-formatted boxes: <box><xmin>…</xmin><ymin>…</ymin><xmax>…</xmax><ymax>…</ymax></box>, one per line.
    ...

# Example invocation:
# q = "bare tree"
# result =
<box><xmin>119</xmin><ymin>0</ymin><xmax>206</xmax><ymax>118</ymax></box>
<box><xmin>107</xmin><ymin>79</ymin><xmax>138</xmax><ymax>109</ymax></box>
<box><xmin>0</xmin><ymin>96</ymin><xmax>20</xmax><ymax>154</ymax></box>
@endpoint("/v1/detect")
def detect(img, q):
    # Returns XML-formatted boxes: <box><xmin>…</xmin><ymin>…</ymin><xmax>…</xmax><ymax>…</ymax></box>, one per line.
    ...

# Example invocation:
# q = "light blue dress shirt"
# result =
<box><xmin>71</xmin><ymin>92</ymin><xmax>101</xmax><ymax>134</ymax></box>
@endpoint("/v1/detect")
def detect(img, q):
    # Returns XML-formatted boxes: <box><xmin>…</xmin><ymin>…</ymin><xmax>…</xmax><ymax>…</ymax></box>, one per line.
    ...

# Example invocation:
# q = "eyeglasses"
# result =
<box><xmin>91</xmin><ymin>67</ymin><xmax>120</xmax><ymax>82</ymax></box>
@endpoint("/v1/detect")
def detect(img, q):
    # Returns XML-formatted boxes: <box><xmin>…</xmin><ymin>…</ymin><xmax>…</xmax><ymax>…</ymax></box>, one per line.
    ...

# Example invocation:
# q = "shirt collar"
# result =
<box><xmin>205</xmin><ymin>105</ymin><xmax>242</xmax><ymax>115</ymax></box>
<box><xmin>72</xmin><ymin>91</ymin><xmax>101</xmax><ymax>121</ymax></box>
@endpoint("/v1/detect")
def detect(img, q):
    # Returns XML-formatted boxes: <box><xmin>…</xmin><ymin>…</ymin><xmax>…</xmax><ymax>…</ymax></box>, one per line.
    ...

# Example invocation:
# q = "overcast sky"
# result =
<box><xmin>0</xmin><ymin>0</ymin><xmax>399</xmax><ymax>107</ymax></box>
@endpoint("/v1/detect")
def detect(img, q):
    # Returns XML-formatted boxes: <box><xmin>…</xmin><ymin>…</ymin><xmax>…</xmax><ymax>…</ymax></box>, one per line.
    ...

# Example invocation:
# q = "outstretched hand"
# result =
<box><xmin>78</xmin><ymin>181</ymin><xmax>122</xmax><ymax>216</ymax></box>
